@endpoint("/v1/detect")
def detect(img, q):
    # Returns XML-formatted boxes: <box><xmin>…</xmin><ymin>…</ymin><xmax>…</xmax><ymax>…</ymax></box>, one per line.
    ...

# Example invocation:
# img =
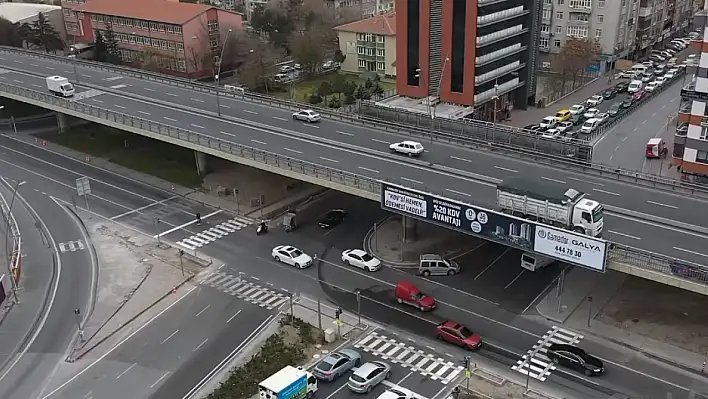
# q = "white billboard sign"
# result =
<box><xmin>533</xmin><ymin>226</ymin><xmax>607</xmax><ymax>272</ymax></box>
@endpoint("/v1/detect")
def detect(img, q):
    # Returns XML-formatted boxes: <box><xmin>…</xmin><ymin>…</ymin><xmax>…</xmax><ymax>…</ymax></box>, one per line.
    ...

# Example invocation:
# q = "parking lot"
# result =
<box><xmin>314</xmin><ymin>330</ymin><xmax>463</xmax><ymax>399</ymax></box>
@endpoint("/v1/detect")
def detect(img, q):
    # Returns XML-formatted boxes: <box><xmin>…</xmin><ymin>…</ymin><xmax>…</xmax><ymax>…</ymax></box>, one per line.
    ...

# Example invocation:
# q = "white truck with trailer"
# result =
<box><xmin>259</xmin><ymin>366</ymin><xmax>318</xmax><ymax>399</ymax></box>
<box><xmin>46</xmin><ymin>76</ymin><xmax>74</xmax><ymax>97</ymax></box>
<box><xmin>496</xmin><ymin>178</ymin><xmax>603</xmax><ymax>237</ymax></box>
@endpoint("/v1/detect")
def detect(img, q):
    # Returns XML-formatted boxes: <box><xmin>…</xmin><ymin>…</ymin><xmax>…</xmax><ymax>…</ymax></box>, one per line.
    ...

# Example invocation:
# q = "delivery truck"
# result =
<box><xmin>46</xmin><ymin>76</ymin><xmax>74</xmax><ymax>97</ymax></box>
<box><xmin>496</xmin><ymin>177</ymin><xmax>603</xmax><ymax>237</ymax></box>
<box><xmin>259</xmin><ymin>366</ymin><xmax>318</xmax><ymax>399</ymax></box>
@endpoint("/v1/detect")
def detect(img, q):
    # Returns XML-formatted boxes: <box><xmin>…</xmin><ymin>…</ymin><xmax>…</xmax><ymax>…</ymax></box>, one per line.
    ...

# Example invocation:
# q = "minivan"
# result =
<box><xmin>419</xmin><ymin>254</ymin><xmax>460</xmax><ymax>276</ymax></box>
<box><xmin>627</xmin><ymin>80</ymin><xmax>643</xmax><ymax>93</ymax></box>
<box><xmin>631</xmin><ymin>64</ymin><xmax>648</xmax><ymax>74</ymax></box>
<box><xmin>520</xmin><ymin>252</ymin><xmax>556</xmax><ymax>271</ymax></box>
<box><xmin>394</xmin><ymin>281</ymin><xmax>436</xmax><ymax>311</ymax></box>
<box><xmin>580</xmin><ymin>118</ymin><xmax>600</xmax><ymax>134</ymax></box>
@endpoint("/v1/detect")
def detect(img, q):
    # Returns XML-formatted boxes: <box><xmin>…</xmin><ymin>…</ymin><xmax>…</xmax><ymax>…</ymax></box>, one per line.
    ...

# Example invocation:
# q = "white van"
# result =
<box><xmin>631</xmin><ymin>64</ymin><xmax>648</xmax><ymax>74</ymax></box>
<box><xmin>580</xmin><ymin>118</ymin><xmax>600</xmax><ymax>134</ymax></box>
<box><xmin>627</xmin><ymin>80</ymin><xmax>643</xmax><ymax>93</ymax></box>
<box><xmin>520</xmin><ymin>252</ymin><xmax>555</xmax><ymax>271</ymax></box>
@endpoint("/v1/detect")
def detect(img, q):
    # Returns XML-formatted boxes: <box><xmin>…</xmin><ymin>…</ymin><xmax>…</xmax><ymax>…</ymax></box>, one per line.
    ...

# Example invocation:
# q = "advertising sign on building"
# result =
<box><xmin>380</xmin><ymin>183</ymin><xmax>607</xmax><ymax>272</ymax></box>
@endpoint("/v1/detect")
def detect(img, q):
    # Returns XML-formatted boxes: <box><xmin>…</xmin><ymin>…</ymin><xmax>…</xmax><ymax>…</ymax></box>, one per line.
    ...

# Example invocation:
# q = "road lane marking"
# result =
<box><xmin>243</xmin><ymin>110</ymin><xmax>258</xmax><ymax>115</ymax></box>
<box><xmin>284</xmin><ymin>148</ymin><xmax>302</xmax><ymax>154</ymax></box>
<box><xmin>30</xmin><ymin>64</ymin><xmax>39</xmax><ymax>67</ymax></box>
<box><xmin>195</xmin><ymin>304</ymin><xmax>210</xmax><ymax>317</ymax></box>
<box><xmin>13</xmin><ymin>80</ymin><xmax>23</xmax><ymax>83</ymax></box>
<box><xmin>272</xmin><ymin>116</ymin><xmax>287</xmax><ymax>121</ymax></box>
<box><xmin>116</xmin><ymin>363</ymin><xmax>136</xmax><ymax>379</ymax></box>
<box><xmin>220</xmin><ymin>131</ymin><xmax>235</xmax><ymax>137</ymax></box>
<box><xmin>191</xmin><ymin>124</ymin><xmax>205</xmax><ymax>129</ymax></box>
<box><xmin>325</xmin><ymin>381</ymin><xmax>350</xmax><ymax>399</ymax></box>
<box><xmin>164</xmin><ymin>117</ymin><xmax>177</xmax><ymax>122</ymax></box>
<box><xmin>191</xmin><ymin>98</ymin><xmax>204</xmax><ymax>102</ymax></box>
<box><xmin>494</xmin><ymin>166</ymin><xmax>518</xmax><ymax>173</ymax></box>
<box><xmin>320</xmin><ymin>157</ymin><xmax>339</xmax><ymax>163</ymax></box>
<box><xmin>91</xmin><ymin>99</ymin><xmax>103</xmax><ymax>103</ymax></box>
<box><xmin>358</xmin><ymin>166</ymin><xmax>379</xmax><ymax>173</ymax></box>
<box><xmin>138</xmin><ymin>111</ymin><xmax>151</xmax><ymax>115</ymax></box>
<box><xmin>166</xmin><ymin>93</ymin><xmax>178</xmax><ymax>96</ymax></box>
<box><xmin>160</xmin><ymin>329</ymin><xmax>179</xmax><ymax>344</ymax></box>
<box><xmin>566</xmin><ymin>176</ymin><xmax>604</xmax><ymax>186</ymax></box>
<box><xmin>446</xmin><ymin>189</ymin><xmax>470</xmax><ymax>197</ymax></box>
<box><xmin>144</xmin><ymin>87</ymin><xmax>155</xmax><ymax>91</ymax></box>
<box><xmin>642</xmin><ymin>120</ymin><xmax>647</xmax><ymax>124</ymax></box>
<box><xmin>541</xmin><ymin>177</ymin><xmax>566</xmax><ymax>184</ymax></box>
<box><xmin>46</xmin><ymin>67</ymin><xmax>54</xmax><ymax>70</ymax></box>
<box><xmin>227</xmin><ymin>310</ymin><xmax>242</xmax><ymax>323</ymax></box>
<box><xmin>451</xmin><ymin>155</ymin><xmax>473</xmax><ymax>162</ymax></box>
<box><xmin>194</xmin><ymin>338</ymin><xmax>209</xmax><ymax>352</ymax></box>
<box><xmin>155</xmin><ymin>209</ymin><xmax>223</xmax><ymax>238</ymax></box>
<box><xmin>114</xmin><ymin>104</ymin><xmax>126</xmax><ymax>109</ymax></box>
<box><xmin>31</xmin><ymin>84</ymin><xmax>42</xmax><ymax>88</ymax></box>
<box><xmin>673</xmin><ymin>247</ymin><xmax>708</xmax><ymax>258</ymax></box>
<box><xmin>474</xmin><ymin>248</ymin><xmax>510</xmax><ymax>280</ymax></box>
<box><xmin>251</xmin><ymin>139</ymin><xmax>267</xmax><ymax>145</ymax></box>
<box><xmin>371</xmin><ymin>138</ymin><xmax>389</xmax><ymax>144</ymax></box>
<box><xmin>608</xmin><ymin>230</ymin><xmax>641</xmax><ymax>240</ymax></box>
<box><xmin>150</xmin><ymin>371</ymin><xmax>170</xmax><ymax>389</ymax></box>
<box><xmin>109</xmin><ymin>195</ymin><xmax>181</xmax><ymax>220</ymax></box>
<box><xmin>13</xmin><ymin>60</ymin><xmax>22</xmax><ymax>63</ymax></box>
<box><xmin>647</xmin><ymin>200</ymin><xmax>678</xmax><ymax>209</ymax></box>
<box><xmin>401</xmin><ymin>177</ymin><xmax>423</xmax><ymax>185</ymax></box>
<box><xmin>504</xmin><ymin>270</ymin><xmax>525</xmax><ymax>289</ymax></box>
<box><xmin>592</xmin><ymin>188</ymin><xmax>619</xmax><ymax>196</ymax></box>
<box><xmin>220</xmin><ymin>104</ymin><xmax>230</xmax><ymax>108</ymax></box>
<box><xmin>336</xmin><ymin>130</ymin><xmax>353</xmax><ymax>136</ymax></box>
<box><xmin>305</xmin><ymin>124</ymin><xmax>320</xmax><ymax>129</ymax></box>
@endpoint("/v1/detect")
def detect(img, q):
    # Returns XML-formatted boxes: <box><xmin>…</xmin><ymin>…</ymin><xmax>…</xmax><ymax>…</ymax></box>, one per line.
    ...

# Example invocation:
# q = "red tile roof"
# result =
<box><xmin>77</xmin><ymin>0</ymin><xmax>210</xmax><ymax>25</ymax></box>
<box><xmin>334</xmin><ymin>12</ymin><xmax>396</xmax><ymax>36</ymax></box>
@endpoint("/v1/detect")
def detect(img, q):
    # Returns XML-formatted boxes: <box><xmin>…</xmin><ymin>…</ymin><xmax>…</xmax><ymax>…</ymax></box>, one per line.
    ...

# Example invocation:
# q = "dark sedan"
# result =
<box><xmin>607</xmin><ymin>102</ymin><xmax>623</xmax><ymax>117</ymax></box>
<box><xmin>318</xmin><ymin>209</ymin><xmax>348</xmax><ymax>229</ymax></box>
<box><xmin>547</xmin><ymin>344</ymin><xmax>604</xmax><ymax>376</ymax></box>
<box><xmin>614</xmin><ymin>82</ymin><xmax>628</xmax><ymax>92</ymax></box>
<box><xmin>601</xmin><ymin>88</ymin><xmax>617</xmax><ymax>99</ymax></box>
<box><xmin>622</xmin><ymin>99</ymin><xmax>633</xmax><ymax>108</ymax></box>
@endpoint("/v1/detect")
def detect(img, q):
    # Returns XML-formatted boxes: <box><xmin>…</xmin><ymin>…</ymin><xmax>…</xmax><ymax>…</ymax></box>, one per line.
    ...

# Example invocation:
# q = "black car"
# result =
<box><xmin>562</xmin><ymin>130</ymin><xmax>579</xmax><ymax>141</ymax></box>
<box><xmin>607</xmin><ymin>102</ymin><xmax>623</xmax><ymax>117</ymax></box>
<box><xmin>547</xmin><ymin>344</ymin><xmax>604</xmax><ymax>376</ymax></box>
<box><xmin>601</xmin><ymin>89</ymin><xmax>616</xmax><ymax>99</ymax></box>
<box><xmin>318</xmin><ymin>209</ymin><xmax>348</xmax><ymax>229</ymax></box>
<box><xmin>614</xmin><ymin>82</ymin><xmax>628</xmax><ymax>92</ymax></box>
<box><xmin>622</xmin><ymin>99</ymin><xmax>633</xmax><ymax>108</ymax></box>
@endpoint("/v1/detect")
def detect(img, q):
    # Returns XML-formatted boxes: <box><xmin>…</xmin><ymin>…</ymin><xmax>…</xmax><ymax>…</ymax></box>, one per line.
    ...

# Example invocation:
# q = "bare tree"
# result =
<box><xmin>0</xmin><ymin>18</ymin><xmax>22</xmax><ymax>47</ymax></box>
<box><xmin>289</xmin><ymin>28</ymin><xmax>328</xmax><ymax>76</ymax></box>
<box><xmin>186</xmin><ymin>21</ymin><xmax>214</xmax><ymax>78</ymax></box>
<box><xmin>551</xmin><ymin>38</ymin><xmax>599</xmax><ymax>90</ymax></box>
<box><xmin>238</xmin><ymin>40</ymin><xmax>282</xmax><ymax>92</ymax></box>
<box><xmin>138</xmin><ymin>48</ymin><xmax>162</xmax><ymax>72</ymax></box>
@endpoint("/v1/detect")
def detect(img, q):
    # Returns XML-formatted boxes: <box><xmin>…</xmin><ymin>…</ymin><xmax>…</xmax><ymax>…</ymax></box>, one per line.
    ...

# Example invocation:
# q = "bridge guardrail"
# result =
<box><xmin>0</xmin><ymin>81</ymin><xmax>704</xmax><ymax>284</ymax></box>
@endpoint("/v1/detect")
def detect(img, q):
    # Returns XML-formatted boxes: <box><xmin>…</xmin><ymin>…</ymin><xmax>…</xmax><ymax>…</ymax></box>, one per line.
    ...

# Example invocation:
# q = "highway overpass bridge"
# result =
<box><xmin>1</xmin><ymin>48</ymin><xmax>708</xmax><ymax>294</ymax></box>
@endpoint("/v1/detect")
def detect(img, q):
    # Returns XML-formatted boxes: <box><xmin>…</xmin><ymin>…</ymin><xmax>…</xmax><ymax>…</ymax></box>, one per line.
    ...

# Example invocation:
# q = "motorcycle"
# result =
<box><xmin>256</xmin><ymin>221</ymin><xmax>268</xmax><ymax>235</ymax></box>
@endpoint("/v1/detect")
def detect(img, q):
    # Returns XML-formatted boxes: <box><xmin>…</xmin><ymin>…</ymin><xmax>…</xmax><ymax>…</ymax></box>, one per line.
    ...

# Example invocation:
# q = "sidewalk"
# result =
<box><xmin>536</xmin><ymin>267</ymin><xmax>708</xmax><ymax>376</ymax></box>
<box><xmin>508</xmin><ymin>75</ymin><xmax>608</xmax><ymax>128</ymax></box>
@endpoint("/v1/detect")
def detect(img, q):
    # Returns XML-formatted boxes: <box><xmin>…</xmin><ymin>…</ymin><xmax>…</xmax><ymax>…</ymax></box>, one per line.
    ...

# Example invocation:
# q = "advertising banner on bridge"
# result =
<box><xmin>380</xmin><ymin>183</ymin><xmax>607</xmax><ymax>272</ymax></box>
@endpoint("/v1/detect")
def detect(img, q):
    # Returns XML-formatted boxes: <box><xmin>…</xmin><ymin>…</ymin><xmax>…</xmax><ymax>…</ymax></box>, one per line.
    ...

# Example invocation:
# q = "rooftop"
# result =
<box><xmin>76</xmin><ymin>0</ymin><xmax>211</xmax><ymax>25</ymax></box>
<box><xmin>0</xmin><ymin>3</ymin><xmax>61</xmax><ymax>23</ymax></box>
<box><xmin>375</xmin><ymin>95</ymin><xmax>474</xmax><ymax>120</ymax></box>
<box><xmin>334</xmin><ymin>12</ymin><xmax>396</xmax><ymax>36</ymax></box>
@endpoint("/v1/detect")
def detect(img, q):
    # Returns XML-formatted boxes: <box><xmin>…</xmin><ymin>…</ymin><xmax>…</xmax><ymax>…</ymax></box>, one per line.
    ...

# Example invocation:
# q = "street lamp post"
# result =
<box><xmin>215</xmin><ymin>28</ymin><xmax>233</xmax><ymax>117</ymax></box>
<box><xmin>492</xmin><ymin>79</ymin><xmax>499</xmax><ymax>124</ymax></box>
<box><xmin>250</xmin><ymin>49</ymin><xmax>269</xmax><ymax>95</ymax></box>
<box><xmin>414</xmin><ymin>67</ymin><xmax>433</xmax><ymax>130</ymax></box>
<box><xmin>4</xmin><ymin>180</ymin><xmax>25</xmax><ymax>302</ymax></box>
<box><xmin>430</xmin><ymin>56</ymin><xmax>450</xmax><ymax>142</ymax></box>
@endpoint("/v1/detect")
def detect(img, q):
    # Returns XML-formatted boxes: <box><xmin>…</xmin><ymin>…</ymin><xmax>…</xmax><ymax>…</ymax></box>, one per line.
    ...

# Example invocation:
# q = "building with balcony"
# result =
<box><xmin>334</xmin><ymin>12</ymin><xmax>397</xmax><ymax>77</ymax></box>
<box><xmin>60</xmin><ymin>0</ymin><xmax>243</xmax><ymax>78</ymax></box>
<box><xmin>635</xmin><ymin>0</ymin><xmax>693</xmax><ymax>58</ymax></box>
<box><xmin>394</xmin><ymin>0</ymin><xmax>539</xmax><ymax>120</ymax></box>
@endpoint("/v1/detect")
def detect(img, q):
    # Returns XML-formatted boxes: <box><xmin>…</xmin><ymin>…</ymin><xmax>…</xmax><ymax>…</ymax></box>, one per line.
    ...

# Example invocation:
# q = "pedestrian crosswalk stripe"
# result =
<box><xmin>512</xmin><ymin>326</ymin><xmax>584</xmax><ymax>382</ymax></box>
<box><xmin>177</xmin><ymin>216</ymin><xmax>254</xmax><ymax>250</ymax></box>
<box><xmin>353</xmin><ymin>331</ymin><xmax>463</xmax><ymax>384</ymax></box>
<box><xmin>200</xmin><ymin>271</ymin><xmax>289</xmax><ymax>310</ymax></box>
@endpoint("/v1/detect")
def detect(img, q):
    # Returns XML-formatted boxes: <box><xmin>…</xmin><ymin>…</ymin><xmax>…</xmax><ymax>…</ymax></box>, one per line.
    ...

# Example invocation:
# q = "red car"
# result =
<box><xmin>632</xmin><ymin>90</ymin><xmax>646</xmax><ymax>101</ymax></box>
<box><xmin>436</xmin><ymin>321</ymin><xmax>482</xmax><ymax>350</ymax></box>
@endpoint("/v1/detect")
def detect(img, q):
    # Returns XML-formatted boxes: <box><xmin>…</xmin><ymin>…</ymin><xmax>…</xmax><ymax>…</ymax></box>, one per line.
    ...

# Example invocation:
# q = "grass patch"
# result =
<box><xmin>0</xmin><ymin>99</ymin><xmax>51</xmax><ymax>118</ymax></box>
<box><xmin>37</xmin><ymin>124</ymin><xmax>203</xmax><ymax>188</ymax></box>
<box><xmin>276</xmin><ymin>72</ymin><xmax>395</xmax><ymax>103</ymax></box>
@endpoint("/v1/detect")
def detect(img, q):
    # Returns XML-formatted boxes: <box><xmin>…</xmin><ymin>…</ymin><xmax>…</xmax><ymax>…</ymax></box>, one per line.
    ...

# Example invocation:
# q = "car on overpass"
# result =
<box><xmin>292</xmin><ymin>109</ymin><xmax>321</xmax><ymax>123</ymax></box>
<box><xmin>389</xmin><ymin>141</ymin><xmax>424</xmax><ymax>157</ymax></box>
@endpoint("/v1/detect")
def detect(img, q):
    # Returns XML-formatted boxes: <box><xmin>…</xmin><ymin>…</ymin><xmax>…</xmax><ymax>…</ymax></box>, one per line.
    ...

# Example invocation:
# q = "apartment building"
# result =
<box><xmin>395</xmin><ymin>0</ymin><xmax>540</xmax><ymax>118</ymax></box>
<box><xmin>243</xmin><ymin>0</ymin><xmax>393</xmax><ymax>22</ymax></box>
<box><xmin>60</xmin><ymin>0</ymin><xmax>243</xmax><ymax>77</ymax></box>
<box><xmin>675</xmin><ymin>5</ymin><xmax>708</xmax><ymax>175</ymax></box>
<box><xmin>635</xmin><ymin>0</ymin><xmax>693</xmax><ymax>58</ymax></box>
<box><xmin>334</xmin><ymin>12</ymin><xmax>396</xmax><ymax>77</ymax></box>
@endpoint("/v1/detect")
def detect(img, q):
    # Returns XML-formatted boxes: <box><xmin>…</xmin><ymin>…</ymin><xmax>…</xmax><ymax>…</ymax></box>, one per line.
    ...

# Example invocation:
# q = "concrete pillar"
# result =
<box><xmin>402</xmin><ymin>216</ymin><xmax>418</xmax><ymax>243</ymax></box>
<box><xmin>194</xmin><ymin>150</ymin><xmax>208</xmax><ymax>176</ymax></box>
<box><xmin>56</xmin><ymin>112</ymin><xmax>69</xmax><ymax>133</ymax></box>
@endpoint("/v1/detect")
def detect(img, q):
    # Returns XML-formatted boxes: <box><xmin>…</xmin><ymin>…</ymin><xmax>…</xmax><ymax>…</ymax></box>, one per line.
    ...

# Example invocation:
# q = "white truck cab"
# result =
<box><xmin>46</xmin><ymin>76</ymin><xmax>74</xmax><ymax>97</ymax></box>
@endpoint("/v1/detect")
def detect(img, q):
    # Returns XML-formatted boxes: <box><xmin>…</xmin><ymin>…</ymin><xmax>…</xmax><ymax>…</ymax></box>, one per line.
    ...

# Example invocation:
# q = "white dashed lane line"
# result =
<box><xmin>494</xmin><ymin>166</ymin><xmax>518</xmax><ymax>173</ymax></box>
<box><xmin>138</xmin><ymin>111</ymin><xmax>151</xmax><ymax>116</ymax></box>
<box><xmin>166</xmin><ymin>93</ymin><xmax>178</xmax><ymax>96</ymax></box>
<box><xmin>593</xmin><ymin>188</ymin><xmax>620</xmax><ymax>196</ymax></box>
<box><xmin>647</xmin><ymin>200</ymin><xmax>678</xmax><ymax>209</ymax></box>
<box><xmin>608</xmin><ymin>230</ymin><xmax>641</xmax><ymax>240</ymax></box>
<box><xmin>320</xmin><ymin>157</ymin><xmax>339</xmax><ymax>163</ymax></box>
<box><xmin>144</xmin><ymin>87</ymin><xmax>155</xmax><ymax>91</ymax></box>
<box><xmin>251</xmin><ymin>139</ymin><xmax>267</xmax><ymax>145</ymax></box>
<box><xmin>243</xmin><ymin>110</ymin><xmax>258</xmax><ymax>115</ymax></box>
<box><xmin>541</xmin><ymin>177</ymin><xmax>566</xmax><ymax>184</ymax></box>
<box><xmin>272</xmin><ymin>117</ymin><xmax>287</xmax><ymax>121</ymax></box>
<box><xmin>284</xmin><ymin>148</ymin><xmax>302</xmax><ymax>154</ymax></box>
<box><xmin>337</xmin><ymin>130</ymin><xmax>353</xmax><ymax>136</ymax></box>
<box><xmin>114</xmin><ymin>105</ymin><xmax>126</xmax><ymax>109</ymax></box>
<box><xmin>371</xmin><ymin>139</ymin><xmax>389</xmax><ymax>144</ymax></box>
<box><xmin>191</xmin><ymin>124</ymin><xmax>205</xmax><ymax>129</ymax></box>
<box><xmin>191</xmin><ymin>98</ymin><xmax>204</xmax><ymax>103</ymax></box>
<box><xmin>359</xmin><ymin>166</ymin><xmax>379</xmax><ymax>174</ymax></box>
<box><xmin>164</xmin><ymin>117</ymin><xmax>177</xmax><ymax>122</ymax></box>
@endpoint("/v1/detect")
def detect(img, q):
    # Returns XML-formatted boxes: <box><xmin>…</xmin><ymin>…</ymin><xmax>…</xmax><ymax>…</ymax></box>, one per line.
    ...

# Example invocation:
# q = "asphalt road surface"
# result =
<box><xmin>44</xmin><ymin>286</ymin><xmax>276</xmax><ymax>399</ymax></box>
<box><xmin>0</xmin><ymin>176</ymin><xmax>94</xmax><ymax>399</ymax></box>
<box><xmin>1</xmin><ymin>136</ymin><xmax>705</xmax><ymax>398</ymax></box>
<box><xmin>0</xmin><ymin>56</ymin><xmax>707</xmax><ymax>263</ymax></box>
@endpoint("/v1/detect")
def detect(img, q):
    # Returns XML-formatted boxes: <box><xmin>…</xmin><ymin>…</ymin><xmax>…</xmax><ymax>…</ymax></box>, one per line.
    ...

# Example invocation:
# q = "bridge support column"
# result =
<box><xmin>402</xmin><ymin>216</ymin><xmax>418</xmax><ymax>243</ymax></box>
<box><xmin>194</xmin><ymin>150</ymin><xmax>208</xmax><ymax>176</ymax></box>
<box><xmin>56</xmin><ymin>112</ymin><xmax>69</xmax><ymax>133</ymax></box>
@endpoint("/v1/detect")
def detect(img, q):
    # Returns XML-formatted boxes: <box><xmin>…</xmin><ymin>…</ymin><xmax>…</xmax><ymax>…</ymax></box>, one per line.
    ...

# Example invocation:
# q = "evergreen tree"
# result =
<box><xmin>354</xmin><ymin>84</ymin><xmax>366</xmax><ymax>100</ymax></box>
<box><xmin>372</xmin><ymin>83</ymin><xmax>384</xmax><ymax>99</ymax></box>
<box><xmin>103</xmin><ymin>25</ymin><xmax>122</xmax><ymax>64</ymax></box>
<box><xmin>31</xmin><ymin>13</ymin><xmax>63</xmax><ymax>52</ymax></box>
<box><xmin>93</xmin><ymin>30</ymin><xmax>107</xmax><ymax>62</ymax></box>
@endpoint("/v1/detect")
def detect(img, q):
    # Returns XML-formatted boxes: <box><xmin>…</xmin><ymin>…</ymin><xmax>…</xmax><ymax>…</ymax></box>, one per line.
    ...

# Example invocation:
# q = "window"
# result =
<box><xmin>557</xmin><ymin>0</ymin><xmax>564</xmax><ymax>3</ymax></box>
<box><xmin>377</xmin><ymin>62</ymin><xmax>385</xmax><ymax>70</ymax></box>
<box><xmin>575</xmin><ymin>14</ymin><xmax>588</xmax><ymax>21</ymax></box>
<box><xmin>555</xmin><ymin>25</ymin><xmax>562</xmax><ymax>34</ymax></box>
<box><xmin>540</xmin><ymin>37</ymin><xmax>549</xmax><ymax>48</ymax></box>
<box><xmin>597</xmin><ymin>14</ymin><xmax>604</xmax><ymax>23</ymax></box>
<box><xmin>376</xmin><ymin>35</ymin><xmax>384</xmax><ymax>43</ymax></box>
<box><xmin>357</xmin><ymin>46</ymin><xmax>365</xmax><ymax>54</ymax></box>
<box><xmin>697</xmin><ymin>150</ymin><xmax>708</xmax><ymax>163</ymax></box>
<box><xmin>543</xmin><ymin>0</ymin><xmax>551</xmax><ymax>3</ymax></box>
<box><xmin>376</xmin><ymin>48</ymin><xmax>385</xmax><ymax>57</ymax></box>
<box><xmin>595</xmin><ymin>29</ymin><xmax>602</xmax><ymax>38</ymax></box>
<box><xmin>569</xmin><ymin>0</ymin><xmax>591</xmax><ymax>7</ymax></box>
<box><xmin>542</xmin><ymin>9</ymin><xmax>551</xmax><ymax>19</ymax></box>
<box><xmin>598</xmin><ymin>0</ymin><xmax>605</xmax><ymax>7</ymax></box>
<box><xmin>357</xmin><ymin>33</ymin><xmax>365</xmax><ymax>41</ymax></box>
<box><xmin>554</xmin><ymin>39</ymin><xmax>561</xmax><ymax>47</ymax></box>
<box><xmin>450</xmin><ymin>0</ymin><xmax>467</xmax><ymax>93</ymax></box>
<box><xmin>567</xmin><ymin>25</ymin><xmax>588</xmax><ymax>38</ymax></box>
<box><xmin>365</xmin><ymin>33</ymin><xmax>373</xmax><ymax>41</ymax></box>
<box><xmin>358</xmin><ymin>59</ymin><xmax>367</xmax><ymax>68</ymax></box>
<box><xmin>541</xmin><ymin>25</ymin><xmax>550</xmax><ymax>33</ymax></box>
<box><xmin>556</xmin><ymin>12</ymin><xmax>563</xmax><ymax>19</ymax></box>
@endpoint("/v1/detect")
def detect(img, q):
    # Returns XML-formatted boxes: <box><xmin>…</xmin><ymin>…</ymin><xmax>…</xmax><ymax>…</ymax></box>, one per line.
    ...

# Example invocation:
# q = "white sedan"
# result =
<box><xmin>569</xmin><ymin>104</ymin><xmax>586</xmax><ymax>115</ymax></box>
<box><xmin>389</xmin><ymin>141</ymin><xmax>424</xmax><ymax>156</ymax></box>
<box><xmin>556</xmin><ymin>121</ymin><xmax>573</xmax><ymax>132</ymax></box>
<box><xmin>586</xmin><ymin>95</ymin><xmax>604</xmax><ymax>106</ymax></box>
<box><xmin>272</xmin><ymin>245</ymin><xmax>314</xmax><ymax>269</ymax></box>
<box><xmin>644</xmin><ymin>82</ymin><xmax>659</xmax><ymax>92</ymax></box>
<box><xmin>342</xmin><ymin>249</ymin><xmax>382</xmax><ymax>272</ymax></box>
<box><xmin>583</xmin><ymin>108</ymin><xmax>600</xmax><ymax>119</ymax></box>
<box><xmin>377</xmin><ymin>388</ymin><xmax>416</xmax><ymax>399</ymax></box>
<box><xmin>292</xmin><ymin>109</ymin><xmax>321</xmax><ymax>122</ymax></box>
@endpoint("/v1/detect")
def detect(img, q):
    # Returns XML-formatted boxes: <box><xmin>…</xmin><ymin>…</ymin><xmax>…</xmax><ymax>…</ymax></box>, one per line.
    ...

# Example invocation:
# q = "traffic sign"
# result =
<box><xmin>76</xmin><ymin>177</ymin><xmax>91</xmax><ymax>196</ymax></box>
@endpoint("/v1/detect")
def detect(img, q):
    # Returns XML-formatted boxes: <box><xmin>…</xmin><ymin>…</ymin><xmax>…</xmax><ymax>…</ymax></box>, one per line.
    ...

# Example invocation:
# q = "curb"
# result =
<box><xmin>68</xmin><ymin>272</ymin><xmax>195</xmax><ymax>362</ymax></box>
<box><xmin>544</xmin><ymin>76</ymin><xmax>602</xmax><ymax>108</ymax></box>
<box><xmin>362</xmin><ymin>216</ymin><xmax>416</xmax><ymax>267</ymax></box>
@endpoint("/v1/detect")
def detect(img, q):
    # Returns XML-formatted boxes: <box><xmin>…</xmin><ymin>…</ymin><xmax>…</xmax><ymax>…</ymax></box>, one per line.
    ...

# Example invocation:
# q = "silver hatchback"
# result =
<box><xmin>313</xmin><ymin>349</ymin><xmax>361</xmax><ymax>381</ymax></box>
<box><xmin>347</xmin><ymin>361</ymin><xmax>391</xmax><ymax>393</ymax></box>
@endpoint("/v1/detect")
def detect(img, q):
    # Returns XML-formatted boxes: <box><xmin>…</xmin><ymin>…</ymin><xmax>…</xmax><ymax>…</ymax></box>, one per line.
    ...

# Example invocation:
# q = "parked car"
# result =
<box><xmin>614</xmin><ymin>82</ymin><xmax>628</xmax><ymax>92</ymax></box>
<box><xmin>664</xmin><ymin>69</ymin><xmax>678</xmax><ymax>79</ymax></box>
<box><xmin>585</xmin><ymin>95</ymin><xmax>604</xmax><ymax>106</ymax></box>
<box><xmin>389</xmin><ymin>141</ymin><xmax>424</xmax><ymax>156</ymax></box>
<box><xmin>539</xmin><ymin>116</ymin><xmax>558</xmax><ymax>129</ymax></box>
<box><xmin>601</xmin><ymin>88</ymin><xmax>617</xmax><ymax>99</ymax></box>
<box><xmin>583</xmin><ymin>108</ymin><xmax>600</xmax><ymax>119</ymax></box>
<box><xmin>542</xmin><ymin>128</ymin><xmax>561</xmax><ymax>138</ymax></box>
<box><xmin>569</xmin><ymin>104</ymin><xmax>586</xmax><ymax>115</ymax></box>
<box><xmin>318</xmin><ymin>209</ymin><xmax>347</xmax><ymax>229</ymax></box>
<box><xmin>619</xmin><ymin>70</ymin><xmax>636</xmax><ymax>78</ymax></box>
<box><xmin>632</xmin><ymin>90</ymin><xmax>646</xmax><ymax>101</ymax></box>
<box><xmin>595</xmin><ymin>112</ymin><xmax>610</xmax><ymax>124</ymax></box>
<box><xmin>556</xmin><ymin>121</ymin><xmax>574</xmax><ymax>132</ymax></box>
<box><xmin>654</xmin><ymin>76</ymin><xmax>667</xmax><ymax>86</ymax></box>
<box><xmin>644</xmin><ymin>82</ymin><xmax>659</xmax><ymax>92</ymax></box>
<box><xmin>555</xmin><ymin>109</ymin><xmax>572</xmax><ymax>122</ymax></box>
<box><xmin>377</xmin><ymin>388</ymin><xmax>416</xmax><ymax>399</ymax></box>
<box><xmin>622</xmin><ymin>99</ymin><xmax>633</xmax><ymax>108</ymax></box>
<box><xmin>313</xmin><ymin>349</ymin><xmax>362</xmax><ymax>381</ymax></box>
<box><xmin>292</xmin><ymin>109</ymin><xmax>321</xmax><ymax>123</ymax></box>
<box><xmin>342</xmin><ymin>249</ymin><xmax>382</xmax><ymax>272</ymax></box>
<box><xmin>348</xmin><ymin>361</ymin><xmax>391</xmax><ymax>393</ymax></box>
<box><xmin>435</xmin><ymin>320</ymin><xmax>482</xmax><ymax>350</ymax></box>
<box><xmin>394</xmin><ymin>281</ymin><xmax>436</xmax><ymax>311</ymax></box>
<box><xmin>546</xmin><ymin>344</ymin><xmax>604</xmax><ymax>376</ymax></box>
<box><xmin>562</xmin><ymin>130</ymin><xmax>579</xmax><ymax>140</ymax></box>
<box><xmin>607</xmin><ymin>102</ymin><xmax>622</xmax><ymax>117</ymax></box>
